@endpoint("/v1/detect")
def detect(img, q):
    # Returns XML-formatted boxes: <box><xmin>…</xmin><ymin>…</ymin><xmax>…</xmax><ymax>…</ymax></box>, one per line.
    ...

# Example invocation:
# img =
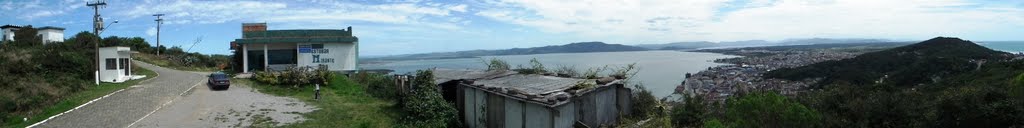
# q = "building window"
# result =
<box><xmin>105</xmin><ymin>58</ymin><xmax>117</xmax><ymax>70</ymax></box>
<box><xmin>267</xmin><ymin>49</ymin><xmax>297</xmax><ymax>64</ymax></box>
<box><xmin>120</xmin><ymin>58</ymin><xmax>129</xmax><ymax>69</ymax></box>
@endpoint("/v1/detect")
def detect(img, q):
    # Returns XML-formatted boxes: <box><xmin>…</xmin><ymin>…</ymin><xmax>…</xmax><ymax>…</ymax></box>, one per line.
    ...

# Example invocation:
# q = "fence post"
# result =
<box><xmin>315</xmin><ymin>84</ymin><xmax>321</xmax><ymax>101</ymax></box>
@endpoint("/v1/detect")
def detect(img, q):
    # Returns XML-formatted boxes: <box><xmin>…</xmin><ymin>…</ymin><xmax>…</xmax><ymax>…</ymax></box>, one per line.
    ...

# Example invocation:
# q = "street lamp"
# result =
<box><xmin>98</xmin><ymin>20</ymin><xmax>118</xmax><ymax>35</ymax></box>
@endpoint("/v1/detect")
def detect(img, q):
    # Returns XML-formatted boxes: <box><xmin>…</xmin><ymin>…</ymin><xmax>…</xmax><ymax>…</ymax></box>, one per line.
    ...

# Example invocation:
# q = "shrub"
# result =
<box><xmin>671</xmin><ymin>95</ymin><xmax>707</xmax><ymax>127</ymax></box>
<box><xmin>481</xmin><ymin>58</ymin><xmax>510</xmax><ymax>71</ymax></box>
<box><xmin>514</xmin><ymin>58</ymin><xmax>547</xmax><ymax>74</ymax></box>
<box><xmin>724</xmin><ymin>91</ymin><xmax>821</xmax><ymax>128</ymax></box>
<box><xmin>252</xmin><ymin>66</ymin><xmax>333</xmax><ymax>87</ymax></box>
<box><xmin>401</xmin><ymin>70</ymin><xmax>459</xmax><ymax>127</ymax></box>
<box><xmin>351</xmin><ymin>72</ymin><xmax>399</xmax><ymax>100</ymax></box>
<box><xmin>631</xmin><ymin>84</ymin><xmax>663</xmax><ymax>120</ymax></box>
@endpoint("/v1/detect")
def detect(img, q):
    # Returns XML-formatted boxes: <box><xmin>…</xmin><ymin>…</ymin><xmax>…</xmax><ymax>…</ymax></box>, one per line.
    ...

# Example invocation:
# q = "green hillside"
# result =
<box><xmin>767</xmin><ymin>37</ymin><xmax>1011</xmax><ymax>87</ymax></box>
<box><xmin>753</xmin><ymin>37</ymin><xmax>1024</xmax><ymax>127</ymax></box>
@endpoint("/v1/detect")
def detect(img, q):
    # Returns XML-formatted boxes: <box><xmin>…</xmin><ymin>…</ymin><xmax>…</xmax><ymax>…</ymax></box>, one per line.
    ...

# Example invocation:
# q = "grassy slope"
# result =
<box><xmin>236</xmin><ymin>75</ymin><xmax>402</xmax><ymax>127</ymax></box>
<box><xmin>4</xmin><ymin>67</ymin><xmax>158</xmax><ymax>128</ymax></box>
<box><xmin>134</xmin><ymin>53</ymin><xmax>219</xmax><ymax>72</ymax></box>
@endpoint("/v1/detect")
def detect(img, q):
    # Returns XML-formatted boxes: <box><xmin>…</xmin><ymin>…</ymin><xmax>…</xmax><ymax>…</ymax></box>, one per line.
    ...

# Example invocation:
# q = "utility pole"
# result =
<box><xmin>153</xmin><ymin>14</ymin><xmax>164</xmax><ymax>56</ymax></box>
<box><xmin>88</xmin><ymin>0</ymin><xmax>106</xmax><ymax>85</ymax></box>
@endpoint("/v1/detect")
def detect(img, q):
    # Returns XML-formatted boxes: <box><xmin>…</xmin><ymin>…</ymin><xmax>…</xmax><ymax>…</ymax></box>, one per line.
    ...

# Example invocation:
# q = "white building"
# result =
<box><xmin>99</xmin><ymin>47</ymin><xmax>143</xmax><ymax>83</ymax></box>
<box><xmin>232</xmin><ymin>23</ymin><xmax>359</xmax><ymax>73</ymax></box>
<box><xmin>37</xmin><ymin>26</ymin><xmax>65</xmax><ymax>43</ymax></box>
<box><xmin>0</xmin><ymin>25</ymin><xmax>65</xmax><ymax>44</ymax></box>
<box><xmin>1</xmin><ymin>25</ymin><xmax>18</xmax><ymax>42</ymax></box>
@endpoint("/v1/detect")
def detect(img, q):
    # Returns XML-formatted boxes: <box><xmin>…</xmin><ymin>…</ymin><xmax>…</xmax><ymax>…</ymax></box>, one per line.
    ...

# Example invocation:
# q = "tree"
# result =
<box><xmin>723</xmin><ymin>91</ymin><xmax>821</xmax><ymax>128</ymax></box>
<box><xmin>671</xmin><ymin>95</ymin><xmax>707</xmax><ymax>127</ymax></box>
<box><xmin>631</xmin><ymin>84</ymin><xmax>662</xmax><ymax>119</ymax></box>
<box><xmin>66</xmin><ymin>31</ymin><xmax>99</xmax><ymax>49</ymax></box>
<box><xmin>11</xmin><ymin>25</ymin><xmax>41</xmax><ymax>47</ymax></box>
<box><xmin>402</xmin><ymin>70</ymin><xmax>459</xmax><ymax>127</ymax></box>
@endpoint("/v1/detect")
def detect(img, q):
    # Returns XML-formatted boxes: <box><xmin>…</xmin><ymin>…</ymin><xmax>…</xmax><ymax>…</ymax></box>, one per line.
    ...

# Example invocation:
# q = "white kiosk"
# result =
<box><xmin>98</xmin><ymin>47</ymin><xmax>145</xmax><ymax>83</ymax></box>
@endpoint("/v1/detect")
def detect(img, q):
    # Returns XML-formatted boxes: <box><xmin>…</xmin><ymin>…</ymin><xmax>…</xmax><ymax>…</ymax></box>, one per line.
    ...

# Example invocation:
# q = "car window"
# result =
<box><xmin>212</xmin><ymin>74</ymin><xmax>228</xmax><ymax>79</ymax></box>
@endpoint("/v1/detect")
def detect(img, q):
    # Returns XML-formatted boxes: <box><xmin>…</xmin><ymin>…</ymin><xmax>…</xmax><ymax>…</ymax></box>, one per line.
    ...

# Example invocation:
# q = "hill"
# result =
<box><xmin>766</xmin><ymin>37</ymin><xmax>1011</xmax><ymax>87</ymax></box>
<box><xmin>369</xmin><ymin>42</ymin><xmax>648</xmax><ymax>60</ymax></box>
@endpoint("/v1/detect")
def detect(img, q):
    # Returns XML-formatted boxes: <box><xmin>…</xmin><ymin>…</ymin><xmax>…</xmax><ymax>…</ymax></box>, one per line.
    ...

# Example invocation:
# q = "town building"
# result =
<box><xmin>38</xmin><ymin>26</ymin><xmax>65</xmax><ymax>43</ymax></box>
<box><xmin>232</xmin><ymin>23</ymin><xmax>358</xmax><ymax>73</ymax></box>
<box><xmin>1</xmin><ymin>25</ymin><xmax>19</xmax><ymax>42</ymax></box>
<box><xmin>99</xmin><ymin>47</ymin><xmax>145</xmax><ymax>83</ymax></box>
<box><xmin>432</xmin><ymin>69</ymin><xmax>633</xmax><ymax>128</ymax></box>
<box><xmin>1</xmin><ymin>25</ymin><xmax>65</xmax><ymax>43</ymax></box>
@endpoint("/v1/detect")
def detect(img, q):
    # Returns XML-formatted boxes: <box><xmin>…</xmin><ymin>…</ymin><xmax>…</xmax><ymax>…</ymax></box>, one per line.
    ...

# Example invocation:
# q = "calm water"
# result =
<box><xmin>979</xmin><ymin>41</ymin><xmax>1024</xmax><ymax>53</ymax></box>
<box><xmin>361</xmin><ymin>50</ymin><xmax>739</xmax><ymax>98</ymax></box>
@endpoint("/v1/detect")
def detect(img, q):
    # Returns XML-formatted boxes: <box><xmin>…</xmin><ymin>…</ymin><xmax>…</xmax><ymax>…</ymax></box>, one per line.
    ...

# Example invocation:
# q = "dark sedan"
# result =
<box><xmin>208</xmin><ymin>72</ymin><xmax>230</xmax><ymax>90</ymax></box>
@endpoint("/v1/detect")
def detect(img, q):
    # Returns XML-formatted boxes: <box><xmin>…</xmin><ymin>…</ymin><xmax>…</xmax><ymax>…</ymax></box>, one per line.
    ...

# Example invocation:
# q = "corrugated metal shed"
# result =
<box><xmin>434</xmin><ymin>68</ymin><xmax>633</xmax><ymax>128</ymax></box>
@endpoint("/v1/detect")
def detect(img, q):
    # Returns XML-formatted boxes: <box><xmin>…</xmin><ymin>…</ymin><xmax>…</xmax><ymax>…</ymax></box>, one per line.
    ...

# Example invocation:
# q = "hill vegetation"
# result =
<box><xmin>0</xmin><ymin>27</ymin><xmax>161</xmax><ymax>126</ymax></box>
<box><xmin>767</xmin><ymin>37</ymin><xmax>1010</xmax><ymax>87</ymax></box>
<box><xmin>751</xmin><ymin>37</ymin><xmax>1024</xmax><ymax>127</ymax></box>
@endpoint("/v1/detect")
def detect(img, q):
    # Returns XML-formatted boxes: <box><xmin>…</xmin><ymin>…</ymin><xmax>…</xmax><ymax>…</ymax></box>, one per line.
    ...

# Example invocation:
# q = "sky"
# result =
<box><xmin>2</xmin><ymin>0</ymin><xmax>1023</xmax><ymax>56</ymax></box>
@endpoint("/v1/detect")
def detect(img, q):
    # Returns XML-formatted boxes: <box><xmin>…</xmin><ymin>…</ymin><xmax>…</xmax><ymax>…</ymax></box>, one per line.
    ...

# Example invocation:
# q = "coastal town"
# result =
<box><xmin>677</xmin><ymin>46</ymin><xmax>892</xmax><ymax>102</ymax></box>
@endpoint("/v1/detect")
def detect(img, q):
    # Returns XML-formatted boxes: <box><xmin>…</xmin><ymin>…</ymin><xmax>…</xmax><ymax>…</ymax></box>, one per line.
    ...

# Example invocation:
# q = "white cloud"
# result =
<box><xmin>116</xmin><ymin>0</ymin><xmax>469</xmax><ymax>30</ymax></box>
<box><xmin>145</xmin><ymin>27</ymin><xmax>157</xmax><ymax>37</ymax></box>
<box><xmin>476</xmin><ymin>0</ymin><xmax>1024</xmax><ymax>42</ymax></box>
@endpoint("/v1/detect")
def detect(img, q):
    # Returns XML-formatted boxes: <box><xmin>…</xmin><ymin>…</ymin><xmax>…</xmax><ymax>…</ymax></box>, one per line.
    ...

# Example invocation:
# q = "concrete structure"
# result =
<box><xmin>0</xmin><ymin>25</ymin><xmax>65</xmax><ymax>43</ymax></box>
<box><xmin>232</xmin><ymin>23</ymin><xmax>358</xmax><ymax>73</ymax></box>
<box><xmin>433</xmin><ymin>69</ymin><xmax>633</xmax><ymax>128</ymax></box>
<box><xmin>99</xmin><ymin>47</ymin><xmax>144</xmax><ymax>83</ymax></box>
<box><xmin>1</xmin><ymin>25</ymin><xmax>20</xmax><ymax>42</ymax></box>
<box><xmin>38</xmin><ymin>26</ymin><xmax>65</xmax><ymax>43</ymax></box>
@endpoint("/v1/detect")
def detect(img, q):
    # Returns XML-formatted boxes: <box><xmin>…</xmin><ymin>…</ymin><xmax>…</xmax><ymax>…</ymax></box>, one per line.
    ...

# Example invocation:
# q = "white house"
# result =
<box><xmin>37</xmin><ymin>26</ymin><xmax>65</xmax><ymax>44</ymax></box>
<box><xmin>1</xmin><ymin>25</ymin><xmax>19</xmax><ymax>42</ymax></box>
<box><xmin>232</xmin><ymin>23</ymin><xmax>359</xmax><ymax>73</ymax></box>
<box><xmin>99</xmin><ymin>47</ymin><xmax>144</xmax><ymax>83</ymax></box>
<box><xmin>0</xmin><ymin>25</ymin><xmax>65</xmax><ymax>44</ymax></box>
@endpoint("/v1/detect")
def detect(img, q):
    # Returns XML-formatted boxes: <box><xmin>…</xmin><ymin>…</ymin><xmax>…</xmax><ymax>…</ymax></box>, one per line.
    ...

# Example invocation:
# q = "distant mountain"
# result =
<box><xmin>634</xmin><ymin>38</ymin><xmax>888</xmax><ymax>50</ymax></box>
<box><xmin>777</xmin><ymin>38</ymin><xmax>890</xmax><ymax>45</ymax></box>
<box><xmin>369</xmin><ymin>42</ymin><xmax>648</xmax><ymax>60</ymax></box>
<box><xmin>766</xmin><ymin>37</ymin><xmax>1011</xmax><ymax>87</ymax></box>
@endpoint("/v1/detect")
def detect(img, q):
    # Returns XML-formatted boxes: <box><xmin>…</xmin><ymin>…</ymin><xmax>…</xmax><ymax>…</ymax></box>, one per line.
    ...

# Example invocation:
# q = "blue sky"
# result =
<box><xmin>2</xmin><ymin>0</ymin><xmax>1023</xmax><ymax>56</ymax></box>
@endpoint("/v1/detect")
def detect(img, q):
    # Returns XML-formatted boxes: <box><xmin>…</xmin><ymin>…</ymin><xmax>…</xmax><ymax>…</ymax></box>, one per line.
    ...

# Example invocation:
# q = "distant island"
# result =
<box><xmin>366</xmin><ymin>42</ymin><xmax>647</xmax><ymax>61</ymax></box>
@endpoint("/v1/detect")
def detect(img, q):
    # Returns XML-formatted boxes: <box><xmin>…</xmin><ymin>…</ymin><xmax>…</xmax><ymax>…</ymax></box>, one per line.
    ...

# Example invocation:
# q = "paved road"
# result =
<box><xmin>34</xmin><ymin>61</ymin><xmax>206</xmax><ymax>128</ymax></box>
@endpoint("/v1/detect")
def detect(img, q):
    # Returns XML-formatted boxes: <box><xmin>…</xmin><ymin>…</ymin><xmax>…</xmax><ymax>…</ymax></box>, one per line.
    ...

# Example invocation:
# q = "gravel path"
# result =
<box><xmin>129</xmin><ymin>76</ymin><xmax>314</xmax><ymax>128</ymax></box>
<box><xmin>33</xmin><ymin>61</ymin><xmax>314</xmax><ymax>128</ymax></box>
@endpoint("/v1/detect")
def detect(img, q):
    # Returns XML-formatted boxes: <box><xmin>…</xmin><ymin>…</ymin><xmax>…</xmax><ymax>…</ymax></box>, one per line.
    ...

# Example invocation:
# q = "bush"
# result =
<box><xmin>351</xmin><ymin>72</ymin><xmax>399</xmax><ymax>100</ymax></box>
<box><xmin>723</xmin><ymin>91</ymin><xmax>821</xmax><ymax>128</ymax></box>
<box><xmin>401</xmin><ymin>70</ymin><xmax>459</xmax><ymax>127</ymax></box>
<box><xmin>481</xmin><ymin>58</ymin><xmax>510</xmax><ymax>71</ymax></box>
<box><xmin>671</xmin><ymin>95</ymin><xmax>707</xmax><ymax>127</ymax></box>
<box><xmin>252</xmin><ymin>66</ymin><xmax>333</xmax><ymax>87</ymax></box>
<box><xmin>631</xmin><ymin>84</ymin><xmax>663</xmax><ymax>120</ymax></box>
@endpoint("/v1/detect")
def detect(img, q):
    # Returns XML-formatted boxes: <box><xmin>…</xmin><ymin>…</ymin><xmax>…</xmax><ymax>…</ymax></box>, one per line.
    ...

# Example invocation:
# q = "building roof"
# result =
<box><xmin>432</xmin><ymin>68</ymin><xmax>623</xmax><ymax>107</ymax></box>
<box><xmin>234</xmin><ymin>29</ymin><xmax>357</xmax><ymax>44</ymax></box>
<box><xmin>38</xmin><ymin>26</ymin><xmax>65</xmax><ymax>30</ymax></box>
<box><xmin>0</xmin><ymin>25</ymin><xmax>20</xmax><ymax>29</ymax></box>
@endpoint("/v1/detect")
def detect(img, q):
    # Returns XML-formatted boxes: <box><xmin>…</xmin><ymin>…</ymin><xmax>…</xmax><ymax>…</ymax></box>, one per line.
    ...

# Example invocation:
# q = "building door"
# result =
<box><xmin>247</xmin><ymin>51</ymin><xmax>265</xmax><ymax>71</ymax></box>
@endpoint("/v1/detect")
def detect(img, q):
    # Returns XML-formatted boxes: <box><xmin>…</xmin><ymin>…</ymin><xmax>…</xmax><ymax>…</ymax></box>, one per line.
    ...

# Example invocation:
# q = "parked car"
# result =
<box><xmin>208</xmin><ymin>72</ymin><xmax>230</xmax><ymax>90</ymax></box>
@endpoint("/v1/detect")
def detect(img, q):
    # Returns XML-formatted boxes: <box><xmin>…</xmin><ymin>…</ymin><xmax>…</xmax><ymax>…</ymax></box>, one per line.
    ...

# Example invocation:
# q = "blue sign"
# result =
<box><xmin>298</xmin><ymin>45</ymin><xmax>312</xmax><ymax>53</ymax></box>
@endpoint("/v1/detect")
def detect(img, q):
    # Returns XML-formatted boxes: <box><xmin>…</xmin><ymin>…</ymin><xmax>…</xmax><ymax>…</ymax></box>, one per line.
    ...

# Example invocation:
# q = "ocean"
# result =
<box><xmin>979</xmin><ymin>41</ymin><xmax>1024</xmax><ymax>53</ymax></box>
<box><xmin>360</xmin><ymin>50</ymin><xmax>739</xmax><ymax>98</ymax></box>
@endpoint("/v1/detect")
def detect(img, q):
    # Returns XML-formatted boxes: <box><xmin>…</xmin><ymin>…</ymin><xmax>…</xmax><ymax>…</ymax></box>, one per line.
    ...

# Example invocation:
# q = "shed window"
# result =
<box><xmin>120</xmin><ymin>58</ymin><xmax>129</xmax><ymax>69</ymax></box>
<box><xmin>105</xmin><ymin>58</ymin><xmax>117</xmax><ymax>70</ymax></box>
